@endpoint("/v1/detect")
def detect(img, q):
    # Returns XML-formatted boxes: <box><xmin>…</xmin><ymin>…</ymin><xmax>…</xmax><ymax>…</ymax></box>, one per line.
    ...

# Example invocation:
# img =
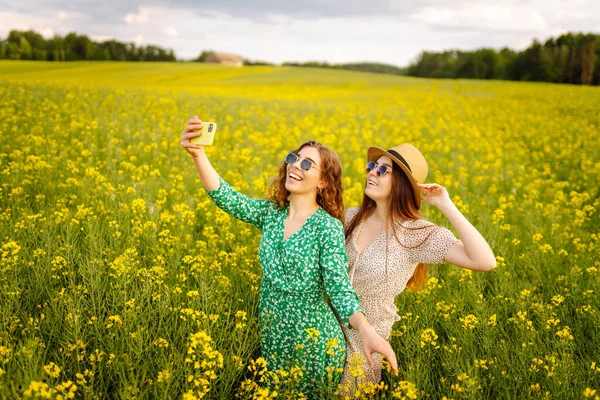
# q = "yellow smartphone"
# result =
<box><xmin>190</xmin><ymin>122</ymin><xmax>217</xmax><ymax>146</ymax></box>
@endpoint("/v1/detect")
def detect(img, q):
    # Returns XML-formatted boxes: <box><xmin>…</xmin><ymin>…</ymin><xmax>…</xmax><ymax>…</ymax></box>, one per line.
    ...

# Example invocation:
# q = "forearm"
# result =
<box><xmin>348</xmin><ymin>311</ymin><xmax>371</xmax><ymax>333</ymax></box>
<box><xmin>439</xmin><ymin>201</ymin><xmax>496</xmax><ymax>268</ymax></box>
<box><xmin>191</xmin><ymin>149</ymin><xmax>220</xmax><ymax>191</ymax></box>
<box><xmin>349</xmin><ymin>310</ymin><xmax>399</xmax><ymax>374</ymax></box>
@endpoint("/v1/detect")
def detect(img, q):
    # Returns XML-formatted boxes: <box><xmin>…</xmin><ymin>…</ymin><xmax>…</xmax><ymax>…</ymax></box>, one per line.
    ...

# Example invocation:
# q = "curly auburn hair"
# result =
<box><xmin>268</xmin><ymin>141</ymin><xmax>344</xmax><ymax>221</ymax></box>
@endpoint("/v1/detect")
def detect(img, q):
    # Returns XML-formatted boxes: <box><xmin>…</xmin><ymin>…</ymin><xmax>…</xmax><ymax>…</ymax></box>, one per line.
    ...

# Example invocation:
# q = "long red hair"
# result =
<box><xmin>268</xmin><ymin>141</ymin><xmax>344</xmax><ymax>221</ymax></box>
<box><xmin>345</xmin><ymin>161</ymin><xmax>439</xmax><ymax>290</ymax></box>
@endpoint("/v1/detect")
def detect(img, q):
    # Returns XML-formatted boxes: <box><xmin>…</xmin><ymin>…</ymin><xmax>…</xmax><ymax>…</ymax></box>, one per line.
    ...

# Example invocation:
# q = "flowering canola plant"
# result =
<box><xmin>0</xmin><ymin>61</ymin><xmax>599</xmax><ymax>398</ymax></box>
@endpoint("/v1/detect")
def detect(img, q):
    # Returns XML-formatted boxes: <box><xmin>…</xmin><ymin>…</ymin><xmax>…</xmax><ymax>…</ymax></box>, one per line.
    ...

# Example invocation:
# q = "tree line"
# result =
<box><xmin>0</xmin><ymin>30</ymin><xmax>176</xmax><ymax>62</ymax></box>
<box><xmin>282</xmin><ymin>61</ymin><xmax>405</xmax><ymax>75</ymax></box>
<box><xmin>2</xmin><ymin>29</ymin><xmax>599</xmax><ymax>85</ymax></box>
<box><xmin>283</xmin><ymin>33</ymin><xmax>599</xmax><ymax>85</ymax></box>
<box><xmin>405</xmin><ymin>33</ymin><xmax>599</xmax><ymax>85</ymax></box>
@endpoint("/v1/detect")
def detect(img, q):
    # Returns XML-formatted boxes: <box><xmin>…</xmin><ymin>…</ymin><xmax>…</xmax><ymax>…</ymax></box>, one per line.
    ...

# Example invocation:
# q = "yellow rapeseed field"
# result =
<box><xmin>0</xmin><ymin>61</ymin><xmax>599</xmax><ymax>399</ymax></box>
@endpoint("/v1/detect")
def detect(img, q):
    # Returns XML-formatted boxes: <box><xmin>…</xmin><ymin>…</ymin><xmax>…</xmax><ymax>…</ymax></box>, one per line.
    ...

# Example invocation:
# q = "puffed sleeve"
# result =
<box><xmin>319</xmin><ymin>217</ymin><xmax>363</xmax><ymax>327</ymax></box>
<box><xmin>342</xmin><ymin>206</ymin><xmax>360</xmax><ymax>229</ymax></box>
<box><xmin>405</xmin><ymin>220</ymin><xmax>459</xmax><ymax>264</ymax></box>
<box><xmin>204</xmin><ymin>176</ymin><xmax>271</xmax><ymax>230</ymax></box>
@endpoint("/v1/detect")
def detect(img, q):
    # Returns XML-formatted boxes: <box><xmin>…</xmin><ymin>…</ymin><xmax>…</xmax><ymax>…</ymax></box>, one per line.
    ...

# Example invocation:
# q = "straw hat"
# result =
<box><xmin>367</xmin><ymin>143</ymin><xmax>428</xmax><ymax>209</ymax></box>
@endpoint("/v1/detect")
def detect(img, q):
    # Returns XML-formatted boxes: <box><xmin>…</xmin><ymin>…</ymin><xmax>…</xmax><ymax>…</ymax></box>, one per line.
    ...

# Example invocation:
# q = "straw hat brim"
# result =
<box><xmin>367</xmin><ymin>146</ymin><xmax>422</xmax><ymax>209</ymax></box>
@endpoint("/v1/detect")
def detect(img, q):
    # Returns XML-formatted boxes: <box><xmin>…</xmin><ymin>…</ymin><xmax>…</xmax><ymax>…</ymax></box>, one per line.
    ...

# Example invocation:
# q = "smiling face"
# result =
<box><xmin>364</xmin><ymin>156</ymin><xmax>393</xmax><ymax>202</ymax></box>
<box><xmin>285</xmin><ymin>146</ymin><xmax>323</xmax><ymax>196</ymax></box>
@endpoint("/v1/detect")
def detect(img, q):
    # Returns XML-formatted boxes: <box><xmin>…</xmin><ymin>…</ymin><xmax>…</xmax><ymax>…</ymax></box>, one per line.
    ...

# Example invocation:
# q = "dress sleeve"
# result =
<box><xmin>204</xmin><ymin>176</ymin><xmax>271</xmax><ymax>230</ymax></box>
<box><xmin>342</xmin><ymin>206</ymin><xmax>360</xmax><ymax>229</ymax></box>
<box><xmin>407</xmin><ymin>222</ymin><xmax>460</xmax><ymax>265</ymax></box>
<box><xmin>319</xmin><ymin>217</ymin><xmax>363</xmax><ymax>327</ymax></box>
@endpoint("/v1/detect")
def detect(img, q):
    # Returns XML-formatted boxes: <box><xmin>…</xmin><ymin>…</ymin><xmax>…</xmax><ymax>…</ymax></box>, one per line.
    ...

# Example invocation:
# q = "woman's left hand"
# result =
<box><xmin>418</xmin><ymin>183</ymin><xmax>451</xmax><ymax>209</ymax></box>
<box><xmin>360</xmin><ymin>325</ymin><xmax>398</xmax><ymax>376</ymax></box>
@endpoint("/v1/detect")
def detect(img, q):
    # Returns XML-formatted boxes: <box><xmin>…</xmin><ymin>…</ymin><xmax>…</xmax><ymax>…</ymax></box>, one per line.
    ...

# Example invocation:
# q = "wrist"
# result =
<box><xmin>191</xmin><ymin>149</ymin><xmax>206</xmax><ymax>159</ymax></box>
<box><xmin>438</xmin><ymin>200</ymin><xmax>457</xmax><ymax>215</ymax></box>
<box><xmin>357</xmin><ymin>319</ymin><xmax>372</xmax><ymax>335</ymax></box>
<box><xmin>349</xmin><ymin>311</ymin><xmax>370</xmax><ymax>333</ymax></box>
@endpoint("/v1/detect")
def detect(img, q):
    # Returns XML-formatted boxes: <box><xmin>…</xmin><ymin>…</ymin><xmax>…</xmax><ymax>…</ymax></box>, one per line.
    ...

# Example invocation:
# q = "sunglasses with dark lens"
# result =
<box><xmin>366</xmin><ymin>161</ymin><xmax>392</xmax><ymax>176</ymax></box>
<box><xmin>286</xmin><ymin>152</ymin><xmax>319</xmax><ymax>171</ymax></box>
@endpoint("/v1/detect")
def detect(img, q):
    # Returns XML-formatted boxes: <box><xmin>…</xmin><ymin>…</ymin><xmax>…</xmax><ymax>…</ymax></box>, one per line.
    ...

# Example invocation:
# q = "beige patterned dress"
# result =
<box><xmin>340</xmin><ymin>206</ymin><xmax>459</xmax><ymax>389</ymax></box>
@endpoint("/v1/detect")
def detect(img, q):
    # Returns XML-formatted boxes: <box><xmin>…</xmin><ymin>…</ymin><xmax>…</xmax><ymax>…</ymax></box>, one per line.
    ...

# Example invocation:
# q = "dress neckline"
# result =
<box><xmin>281</xmin><ymin>205</ymin><xmax>321</xmax><ymax>243</ymax></box>
<box><xmin>353</xmin><ymin>219</ymin><xmax>386</xmax><ymax>254</ymax></box>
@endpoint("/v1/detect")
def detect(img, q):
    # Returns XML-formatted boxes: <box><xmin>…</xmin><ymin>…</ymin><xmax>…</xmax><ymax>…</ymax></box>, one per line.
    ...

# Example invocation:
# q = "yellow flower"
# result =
<box><xmin>153</xmin><ymin>338</ymin><xmax>169</xmax><ymax>348</ymax></box>
<box><xmin>459</xmin><ymin>314</ymin><xmax>479</xmax><ymax>330</ymax></box>
<box><xmin>44</xmin><ymin>362</ymin><xmax>61</xmax><ymax>378</ymax></box>
<box><xmin>391</xmin><ymin>380</ymin><xmax>418</xmax><ymax>399</ymax></box>
<box><xmin>420</xmin><ymin>328</ymin><xmax>439</xmax><ymax>348</ymax></box>
<box><xmin>305</xmin><ymin>327</ymin><xmax>320</xmax><ymax>337</ymax></box>
<box><xmin>235</xmin><ymin>310</ymin><xmax>247</xmax><ymax>320</ymax></box>
<box><xmin>24</xmin><ymin>381</ymin><xmax>53</xmax><ymax>398</ymax></box>
<box><xmin>556</xmin><ymin>326</ymin><xmax>574</xmax><ymax>341</ymax></box>
<box><xmin>545</xmin><ymin>318</ymin><xmax>560</xmax><ymax>329</ymax></box>
<box><xmin>157</xmin><ymin>370</ymin><xmax>171</xmax><ymax>383</ymax></box>
<box><xmin>232</xmin><ymin>355</ymin><xmax>244</xmax><ymax>369</ymax></box>
<box><xmin>305</xmin><ymin>327</ymin><xmax>320</xmax><ymax>343</ymax></box>
<box><xmin>551</xmin><ymin>294</ymin><xmax>565</xmax><ymax>306</ymax></box>
<box><xmin>347</xmin><ymin>352</ymin><xmax>366</xmax><ymax>378</ymax></box>
<box><xmin>105</xmin><ymin>315</ymin><xmax>122</xmax><ymax>329</ymax></box>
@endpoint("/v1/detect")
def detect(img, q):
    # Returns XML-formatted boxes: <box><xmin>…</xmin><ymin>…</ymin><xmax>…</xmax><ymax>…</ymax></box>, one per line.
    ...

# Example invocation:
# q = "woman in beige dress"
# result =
<box><xmin>339</xmin><ymin>143</ymin><xmax>497</xmax><ymax>391</ymax></box>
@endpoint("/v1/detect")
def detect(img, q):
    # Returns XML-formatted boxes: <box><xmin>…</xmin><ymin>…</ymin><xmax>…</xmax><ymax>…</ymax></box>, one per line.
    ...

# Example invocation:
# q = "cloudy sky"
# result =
<box><xmin>1</xmin><ymin>0</ymin><xmax>599</xmax><ymax>66</ymax></box>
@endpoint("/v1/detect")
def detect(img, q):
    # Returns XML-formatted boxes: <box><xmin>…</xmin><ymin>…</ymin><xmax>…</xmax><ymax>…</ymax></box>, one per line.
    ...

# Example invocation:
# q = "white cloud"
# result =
<box><xmin>134</xmin><ymin>34</ymin><xmax>144</xmax><ymax>45</ymax></box>
<box><xmin>0</xmin><ymin>11</ymin><xmax>59</xmax><ymax>37</ymax></box>
<box><xmin>54</xmin><ymin>10</ymin><xmax>83</xmax><ymax>21</ymax></box>
<box><xmin>90</xmin><ymin>34</ymin><xmax>115</xmax><ymax>42</ymax></box>
<box><xmin>199</xmin><ymin>9</ymin><xmax>235</xmax><ymax>20</ymax></box>
<box><xmin>40</xmin><ymin>27</ymin><xmax>54</xmax><ymax>37</ymax></box>
<box><xmin>411</xmin><ymin>4</ymin><xmax>548</xmax><ymax>33</ymax></box>
<box><xmin>124</xmin><ymin>8</ymin><xmax>150</xmax><ymax>24</ymax></box>
<box><xmin>164</xmin><ymin>27</ymin><xmax>177</xmax><ymax>37</ymax></box>
<box><xmin>263</xmin><ymin>13</ymin><xmax>293</xmax><ymax>24</ymax></box>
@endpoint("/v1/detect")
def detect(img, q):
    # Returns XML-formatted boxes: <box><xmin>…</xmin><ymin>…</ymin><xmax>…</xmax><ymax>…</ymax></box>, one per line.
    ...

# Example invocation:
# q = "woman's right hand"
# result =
<box><xmin>359</xmin><ymin>324</ymin><xmax>399</xmax><ymax>376</ymax></box>
<box><xmin>180</xmin><ymin>115</ymin><xmax>205</xmax><ymax>158</ymax></box>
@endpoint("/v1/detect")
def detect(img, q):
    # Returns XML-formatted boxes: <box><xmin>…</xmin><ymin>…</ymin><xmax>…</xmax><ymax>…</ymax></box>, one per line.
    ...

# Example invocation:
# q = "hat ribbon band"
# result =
<box><xmin>387</xmin><ymin>149</ymin><xmax>412</xmax><ymax>173</ymax></box>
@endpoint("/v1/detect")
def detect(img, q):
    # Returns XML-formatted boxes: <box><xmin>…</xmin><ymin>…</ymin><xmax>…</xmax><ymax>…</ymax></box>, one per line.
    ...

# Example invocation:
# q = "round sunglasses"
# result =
<box><xmin>366</xmin><ymin>161</ymin><xmax>392</xmax><ymax>176</ymax></box>
<box><xmin>286</xmin><ymin>152</ymin><xmax>320</xmax><ymax>171</ymax></box>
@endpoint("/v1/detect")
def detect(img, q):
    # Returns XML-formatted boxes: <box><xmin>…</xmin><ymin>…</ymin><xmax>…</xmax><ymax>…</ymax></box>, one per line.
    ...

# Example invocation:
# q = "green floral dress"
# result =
<box><xmin>206</xmin><ymin>177</ymin><xmax>363</xmax><ymax>395</ymax></box>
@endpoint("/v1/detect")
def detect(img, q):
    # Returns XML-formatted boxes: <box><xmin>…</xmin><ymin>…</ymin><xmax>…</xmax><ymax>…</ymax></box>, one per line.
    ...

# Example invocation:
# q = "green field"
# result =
<box><xmin>0</xmin><ymin>61</ymin><xmax>599</xmax><ymax>399</ymax></box>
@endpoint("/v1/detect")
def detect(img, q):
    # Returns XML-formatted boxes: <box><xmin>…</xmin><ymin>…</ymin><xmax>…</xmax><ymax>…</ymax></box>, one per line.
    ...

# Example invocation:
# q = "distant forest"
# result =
<box><xmin>405</xmin><ymin>33</ymin><xmax>599</xmax><ymax>85</ymax></box>
<box><xmin>0</xmin><ymin>30</ymin><xmax>176</xmax><ymax>62</ymax></box>
<box><xmin>283</xmin><ymin>33</ymin><xmax>599</xmax><ymax>86</ymax></box>
<box><xmin>1</xmin><ymin>29</ymin><xmax>598</xmax><ymax>85</ymax></box>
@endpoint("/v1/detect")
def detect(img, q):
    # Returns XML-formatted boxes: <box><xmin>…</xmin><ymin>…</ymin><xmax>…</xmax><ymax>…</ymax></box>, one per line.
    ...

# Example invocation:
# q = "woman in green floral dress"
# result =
<box><xmin>180</xmin><ymin>116</ymin><xmax>397</xmax><ymax>396</ymax></box>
